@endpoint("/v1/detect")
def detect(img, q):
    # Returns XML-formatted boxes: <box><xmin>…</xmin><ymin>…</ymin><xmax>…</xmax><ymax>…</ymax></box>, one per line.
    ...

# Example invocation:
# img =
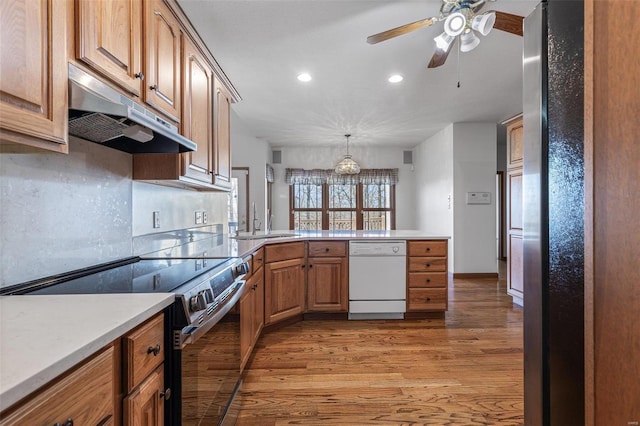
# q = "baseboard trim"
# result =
<box><xmin>453</xmin><ymin>272</ymin><xmax>499</xmax><ymax>279</ymax></box>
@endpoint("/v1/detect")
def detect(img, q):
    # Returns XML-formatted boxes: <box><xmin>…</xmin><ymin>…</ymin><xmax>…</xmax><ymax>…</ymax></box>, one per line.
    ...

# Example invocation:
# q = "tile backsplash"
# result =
<box><xmin>0</xmin><ymin>137</ymin><xmax>229</xmax><ymax>288</ymax></box>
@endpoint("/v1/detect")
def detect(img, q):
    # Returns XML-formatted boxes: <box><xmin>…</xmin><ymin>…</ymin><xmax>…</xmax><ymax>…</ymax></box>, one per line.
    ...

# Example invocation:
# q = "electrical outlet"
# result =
<box><xmin>153</xmin><ymin>211</ymin><xmax>160</xmax><ymax>228</ymax></box>
<box><xmin>195</xmin><ymin>211</ymin><xmax>203</xmax><ymax>225</ymax></box>
<box><xmin>202</xmin><ymin>211</ymin><xmax>208</xmax><ymax>224</ymax></box>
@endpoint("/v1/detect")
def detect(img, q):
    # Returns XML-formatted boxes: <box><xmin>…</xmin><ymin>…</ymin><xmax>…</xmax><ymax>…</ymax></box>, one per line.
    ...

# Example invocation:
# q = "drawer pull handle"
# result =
<box><xmin>256</xmin><ymin>257</ymin><xmax>263</xmax><ymax>262</ymax></box>
<box><xmin>160</xmin><ymin>387</ymin><xmax>172</xmax><ymax>400</ymax></box>
<box><xmin>147</xmin><ymin>344</ymin><xmax>161</xmax><ymax>356</ymax></box>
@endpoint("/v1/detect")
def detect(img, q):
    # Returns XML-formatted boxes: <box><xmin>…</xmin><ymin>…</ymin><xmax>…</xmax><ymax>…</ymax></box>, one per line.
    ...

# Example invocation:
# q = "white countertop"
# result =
<box><xmin>0</xmin><ymin>293</ymin><xmax>174</xmax><ymax>412</ymax></box>
<box><xmin>230</xmin><ymin>230</ymin><xmax>451</xmax><ymax>258</ymax></box>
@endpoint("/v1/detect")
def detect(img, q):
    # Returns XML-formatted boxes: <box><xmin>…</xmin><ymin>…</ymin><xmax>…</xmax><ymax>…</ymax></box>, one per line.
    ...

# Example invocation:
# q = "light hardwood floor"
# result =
<box><xmin>237</xmin><ymin>268</ymin><xmax>523</xmax><ymax>425</ymax></box>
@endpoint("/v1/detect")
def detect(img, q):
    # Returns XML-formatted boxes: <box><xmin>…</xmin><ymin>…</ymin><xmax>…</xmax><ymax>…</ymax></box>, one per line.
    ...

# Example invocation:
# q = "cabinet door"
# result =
<box><xmin>507</xmin><ymin>234</ymin><xmax>524</xmax><ymax>299</ymax></box>
<box><xmin>0</xmin><ymin>0</ymin><xmax>67</xmax><ymax>152</ymax></box>
<box><xmin>239</xmin><ymin>288</ymin><xmax>253</xmax><ymax>371</ymax></box>
<box><xmin>264</xmin><ymin>258</ymin><xmax>305</xmax><ymax>325</ymax></box>
<box><xmin>506</xmin><ymin>116</ymin><xmax>524</xmax><ymax>169</ymax></box>
<box><xmin>181</xmin><ymin>35</ymin><xmax>213</xmax><ymax>183</ymax></box>
<box><xmin>0</xmin><ymin>346</ymin><xmax>114</xmax><ymax>425</ymax></box>
<box><xmin>213</xmin><ymin>77</ymin><xmax>232</xmax><ymax>188</ymax></box>
<box><xmin>123</xmin><ymin>365</ymin><xmax>164</xmax><ymax>426</ymax></box>
<box><xmin>144</xmin><ymin>0</ymin><xmax>181</xmax><ymax>121</ymax></box>
<box><xmin>307</xmin><ymin>257</ymin><xmax>348</xmax><ymax>312</ymax></box>
<box><xmin>75</xmin><ymin>0</ymin><xmax>143</xmax><ymax>96</ymax></box>
<box><xmin>252</xmin><ymin>268</ymin><xmax>264</xmax><ymax>342</ymax></box>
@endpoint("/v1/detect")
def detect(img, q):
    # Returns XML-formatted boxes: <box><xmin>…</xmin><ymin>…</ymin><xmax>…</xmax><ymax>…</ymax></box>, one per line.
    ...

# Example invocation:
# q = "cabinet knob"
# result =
<box><xmin>426</xmin><ymin>279</ymin><xmax>431</xmax><ymax>283</ymax></box>
<box><xmin>301</xmin><ymin>264</ymin><xmax>305</xmax><ymax>268</ymax></box>
<box><xmin>160</xmin><ymin>388</ymin><xmax>172</xmax><ymax>400</ymax></box>
<box><xmin>324</xmin><ymin>247</ymin><xmax>330</xmax><ymax>252</ymax></box>
<box><xmin>426</xmin><ymin>297</ymin><xmax>431</xmax><ymax>302</ymax></box>
<box><xmin>150</xmin><ymin>84</ymin><xmax>158</xmax><ymax>91</ymax></box>
<box><xmin>309</xmin><ymin>264</ymin><xmax>313</xmax><ymax>268</ymax></box>
<box><xmin>425</xmin><ymin>263</ymin><xmax>431</xmax><ymax>268</ymax></box>
<box><xmin>147</xmin><ymin>344</ymin><xmax>161</xmax><ymax>356</ymax></box>
<box><xmin>426</xmin><ymin>248</ymin><xmax>431</xmax><ymax>252</ymax></box>
<box><xmin>135</xmin><ymin>72</ymin><xmax>144</xmax><ymax>80</ymax></box>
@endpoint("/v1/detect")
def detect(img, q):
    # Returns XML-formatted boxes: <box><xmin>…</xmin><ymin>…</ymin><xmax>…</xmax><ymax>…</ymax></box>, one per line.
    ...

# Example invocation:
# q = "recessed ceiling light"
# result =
<box><xmin>388</xmin><ymin>74</ymin><xmax>403</xmax><ymax>83</ymax></box>
<box><xmin>297</xmin><ymin>73</ymin><xmax>312</xmax><ymax>82</ymax></box>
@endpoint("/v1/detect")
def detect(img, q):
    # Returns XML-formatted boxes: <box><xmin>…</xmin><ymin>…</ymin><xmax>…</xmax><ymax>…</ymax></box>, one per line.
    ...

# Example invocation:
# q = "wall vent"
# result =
<box><xmin>272</xmin><ymin>150</ymin><xmax>282</xmax><ymax>164</ymax></box>
<box><xmin>403</xmin><ymin>150</ymin><xmax>413</xmax><ymax>165</ymax></box>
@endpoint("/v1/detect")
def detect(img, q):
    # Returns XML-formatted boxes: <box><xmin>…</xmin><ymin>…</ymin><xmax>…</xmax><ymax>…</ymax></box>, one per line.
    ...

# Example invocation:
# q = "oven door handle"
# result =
<box><xmin>174</xmin><ymin>280</ymin><xmax>246</xmax><ymax>349</ymax></box>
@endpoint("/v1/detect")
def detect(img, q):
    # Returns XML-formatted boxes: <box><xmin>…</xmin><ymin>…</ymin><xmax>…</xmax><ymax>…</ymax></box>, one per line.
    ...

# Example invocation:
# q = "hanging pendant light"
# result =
<box><xmin>334</xmin><ymin>134</ymin><xmax>360</xmax><ymax>175</ymax></box>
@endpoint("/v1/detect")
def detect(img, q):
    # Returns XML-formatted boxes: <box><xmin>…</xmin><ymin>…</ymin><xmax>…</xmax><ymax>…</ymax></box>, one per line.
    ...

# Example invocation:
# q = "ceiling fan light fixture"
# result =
<box><xmin>460</xmin><ymin>30</ymin><xmax>480</xmax><ymax>52</ymax></box>
<box><xmin>444</xmin><ymin>12</ymin><xmax>467</xmax><ymax>36</ymax></box>
<box><xmin>335</xmin><ymin>134</ymin><xmax>361</xmax><ymax>175</ymax></box>
<box><xmin>434</xmin><ymin>32</ymin><xmax>454</xmax><ymax>50</ymax></box>
<box><xmin>471</xmin><ymin>11</ymin><xmax>496</xmax><ymax>36</ymax></box>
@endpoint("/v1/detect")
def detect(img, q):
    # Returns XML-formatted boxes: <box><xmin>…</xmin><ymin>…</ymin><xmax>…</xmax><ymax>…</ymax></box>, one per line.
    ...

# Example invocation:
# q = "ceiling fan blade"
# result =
<box><xmin>427</xmin><ymin>40</ymin><xmax>455</xmax><ymax>69</ymax></box>
<box><xmin>493</xmin><ymin>11</ymin><xmax>524</xmax><ymax>36</ymax></box>
<box><xmin>366</xmin><ymin>17</ymin><xmax>436</xmax><ymax>44</ymax></box>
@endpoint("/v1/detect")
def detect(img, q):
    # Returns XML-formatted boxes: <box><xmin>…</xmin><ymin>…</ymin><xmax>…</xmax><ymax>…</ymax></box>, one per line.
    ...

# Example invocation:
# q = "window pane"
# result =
<box><xmin>328</xmin><ymin>211</ymin><xmax>356</xmax><ymax>230</ymax></box>
<box><xmin>293</xmin><ymin>211</ymin><xmax>322</xmax><ymax>230</ymax></box>
<box><xmin>363</xmin><ymin>211</ymin><xmax>391</xmax><ymax>230</ymax></box>
<box><xmin>363</xmin><ymin>184</ymin><xmax>391</xmax><ymax>209</ymax></box>
<box><xmin>329</xmin><ymin>184</ymin><xmax>356</xmax><ymax>208</ymax></box>
<box><xmin>294</xmin><ymin>183</ymin><xmax>322</xmax><ymax>209</ymax></box>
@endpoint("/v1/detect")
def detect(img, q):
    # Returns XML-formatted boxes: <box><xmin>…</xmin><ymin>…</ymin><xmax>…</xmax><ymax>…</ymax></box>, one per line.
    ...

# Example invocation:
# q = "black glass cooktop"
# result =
<box><xmin>11</xmin><ymin>257</ymin><xmax>231</xmax><ymax>295</ymax></box>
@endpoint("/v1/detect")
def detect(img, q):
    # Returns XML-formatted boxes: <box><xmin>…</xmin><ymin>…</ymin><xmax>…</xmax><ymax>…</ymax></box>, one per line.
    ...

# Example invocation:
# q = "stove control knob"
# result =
<box><xmin>235</xmin><ymin>262</ymin><xmax>249</xmax><ymax>277</ymax></box>
<box><xmin>204</xmin><ymin>289</ymin><xmax>214</xmax><ymax>303</ymax></box>
<box><xmin>189</xmin><ymin>295</ymin><xmax>200</xmax><ymax>312</ymax></box>
<box><xmin>196</xmin><ymin>292</ymin><xmax>207</xmax><ymax>310</ymax></box>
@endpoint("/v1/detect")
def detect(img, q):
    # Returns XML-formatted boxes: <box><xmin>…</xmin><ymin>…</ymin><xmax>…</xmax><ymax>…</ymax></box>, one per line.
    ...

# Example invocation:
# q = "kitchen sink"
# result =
<box><xmin>232</xmin><ymin>232</ymin><xmax>299</xmax><ymax>240</ymax></box>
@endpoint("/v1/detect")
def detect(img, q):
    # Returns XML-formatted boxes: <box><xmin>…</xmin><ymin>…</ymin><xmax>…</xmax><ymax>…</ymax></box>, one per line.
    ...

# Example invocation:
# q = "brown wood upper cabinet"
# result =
<box><xmin>75</xmin><ymin>0</ymin><xmax>143</xmax><ymax>97</ymax></box>
<box><xmin>144</xmin><ymin>0</ymin><xmax>182</xmax><ymax>122</ymax></box>
<box><xmin>0</xmin><ymin>0</ymin><xmax>68</xmax><ymax>153</ymax></box>
<box><xmin>181</xmin><ymin>35</ymin><xmax>214</xmax><ymax>184</ymax></box>
<box><xmin>213</xmin><ymin>77</ymin><xmax>232</xmax><ymax>189</ymax></box>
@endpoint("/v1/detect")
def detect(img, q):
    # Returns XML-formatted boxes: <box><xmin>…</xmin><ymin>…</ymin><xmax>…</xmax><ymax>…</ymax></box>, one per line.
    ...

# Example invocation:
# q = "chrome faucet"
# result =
<box><xmin>251</xmin><ymin>202</ymin><xmax>261</xmax><ymax>235</ymax></box>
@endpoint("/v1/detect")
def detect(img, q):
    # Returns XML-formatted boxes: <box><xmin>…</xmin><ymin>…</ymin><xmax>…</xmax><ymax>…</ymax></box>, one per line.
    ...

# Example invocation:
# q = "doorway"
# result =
<box><xmin>230</xmin><ymin>167</ymin><xmax>250</xmax><ymax>233</ymax></box>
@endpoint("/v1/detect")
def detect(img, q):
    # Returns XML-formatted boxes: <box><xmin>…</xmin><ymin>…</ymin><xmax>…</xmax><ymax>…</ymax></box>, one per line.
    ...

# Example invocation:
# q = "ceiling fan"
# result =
<box><xmin>366</xmin><ymin>0</ymin><xmax>525</xmax><ymax>68</ymax></box>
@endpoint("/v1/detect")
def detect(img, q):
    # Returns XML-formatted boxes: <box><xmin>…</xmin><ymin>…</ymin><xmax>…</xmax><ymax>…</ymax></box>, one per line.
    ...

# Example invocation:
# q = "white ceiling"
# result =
<box><xmin>178</xmin><ymin>0</ymin><xmax>538</xmax><ymax>149</ymax></box>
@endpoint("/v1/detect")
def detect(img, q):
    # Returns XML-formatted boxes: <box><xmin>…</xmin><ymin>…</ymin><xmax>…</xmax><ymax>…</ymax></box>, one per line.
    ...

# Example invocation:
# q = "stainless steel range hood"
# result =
<box><xmin>68</xmin><ymin>63</ymin><xmax>196</xmax><ymax>154</ymax></box>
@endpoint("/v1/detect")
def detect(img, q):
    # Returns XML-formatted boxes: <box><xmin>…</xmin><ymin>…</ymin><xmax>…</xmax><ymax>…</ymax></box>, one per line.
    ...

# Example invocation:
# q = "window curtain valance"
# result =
<box><xmin>285</xmin><ymin>168</ymin><xmax>399</xmax><ymax>185</ymax></box>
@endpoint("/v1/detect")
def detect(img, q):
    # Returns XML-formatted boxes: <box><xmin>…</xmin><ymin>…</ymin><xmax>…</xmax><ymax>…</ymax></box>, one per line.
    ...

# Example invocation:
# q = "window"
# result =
<box><xmin>287</xmin><ymin>168</ymin><xmax>397</xmax><ymax>231</ymax></box>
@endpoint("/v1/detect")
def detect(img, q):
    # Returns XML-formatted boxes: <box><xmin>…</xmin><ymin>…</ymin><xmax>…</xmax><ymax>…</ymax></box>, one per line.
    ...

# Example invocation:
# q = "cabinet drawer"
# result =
<box><xmin>124</xmin><ymin>313</ymin><xmax>164</xmax><ymax>392</ymax></box>
<box><xmin>408</xmin><ymin>272</ymin><xmax>448</xmax><ymax>288</ymax></box>
<box><xmin>407</xmin><ymin>288</ymin><xmax>448</xmax><ymax>311</ymax></box>
<box><xmin>408</xmin><ymin>257</ymin><xmax>447</xmax><ymax>272</ymax></box>
<box><xmin>252</xmin><ymin>247</ymin><xmax>265</xmax><ymax>272</ymax></box>
<box><xmin>0</xmin><ymin>346</ymin><xmax>114</xmax><ymax>425</ymax></box>
<box><xmin>265</xmin><ymin>242</ymin><xmax>305</xmax><ymax>263</ymax></box>
<box><xmin>408</xmin><ymin>240</ymin><xmax>448</xmax><ymax>257</ymax></box>
<box><xmin>308</xmin><ymin>241</ymin><xmax>347</xmax><ymax>257</ymax></box>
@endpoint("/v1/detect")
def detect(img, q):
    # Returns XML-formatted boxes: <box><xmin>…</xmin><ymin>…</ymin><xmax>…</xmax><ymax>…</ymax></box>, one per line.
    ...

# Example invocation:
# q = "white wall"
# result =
<box><xmin>269</xmin><ymin>145</ymin><xmax>415</xmax><ymax>230</ymax></box>
<box><xmin>230</xmin><ymin>110</ymin><xmax>270</xmax><ymax>229</ymax></box>
<box><xmin>413</xmin><ymin>125</ymin><xmax>454</xmax><ymax>270</ymax></box>
<box><xmin>413</xmin><ymin>122</ymin><xmax>498</xmax><ymax>274</ymax></box>
<box><xmin>452</xmin><ymin>123</ymin><xmax>498</xmax><ymax>274</ymax></box>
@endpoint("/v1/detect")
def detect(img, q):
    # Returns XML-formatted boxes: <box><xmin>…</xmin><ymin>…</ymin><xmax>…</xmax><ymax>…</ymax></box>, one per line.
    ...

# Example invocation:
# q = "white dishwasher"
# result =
<box><xmin>348</xmin><ymin>240</ymin><xmax>407</xmax><ymax>320</ymax></box>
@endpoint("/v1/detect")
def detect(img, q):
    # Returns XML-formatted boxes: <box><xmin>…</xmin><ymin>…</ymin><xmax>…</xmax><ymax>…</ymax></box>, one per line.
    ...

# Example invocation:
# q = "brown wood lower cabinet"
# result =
<box><xmin>240</xmin><ymin>253</ymin><xmax>264</xmax><ymax>370</ymax></box>
<box><xmin>0</xmin><ymin>346</ymin><xmax>115</xmax><ymax>425</ymax></box>
<box><xmin>265</xmin><ymin>257</ymin><xmax>305</xmax><ymax>325</ymax></box>
<box><xmin>122</xmin><ymin>313</ymin><xmax>167</xmax><ymax>426</ymax></box>
<box><xmin>407</xmin><ymin>240</ymin><xmax>449</xmax><ymax>313</ymax></box>
<box><xmin>306</xmin><ymin>241</ymin><xmax>348</xmax><ymax>313</ymax></box>
<box><xmin>123</xmin><ymin>365</ymin><xmax>164</xmax><ymax>426</ymax></box>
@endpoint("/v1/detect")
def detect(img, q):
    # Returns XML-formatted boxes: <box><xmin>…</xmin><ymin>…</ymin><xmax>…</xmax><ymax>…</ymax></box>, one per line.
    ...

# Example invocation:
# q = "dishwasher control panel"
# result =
<box><xmin>349</xmin><ymin>240</ymin><xmax>406</xmax><ymax>256</ymax></box>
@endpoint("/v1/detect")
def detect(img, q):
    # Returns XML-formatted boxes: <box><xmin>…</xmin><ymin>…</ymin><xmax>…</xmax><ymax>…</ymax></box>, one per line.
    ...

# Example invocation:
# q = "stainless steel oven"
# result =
<box><xmin>170</xmin><ymin>264</ymin><xmax>246</xmax><ymax>425</ymax></box>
